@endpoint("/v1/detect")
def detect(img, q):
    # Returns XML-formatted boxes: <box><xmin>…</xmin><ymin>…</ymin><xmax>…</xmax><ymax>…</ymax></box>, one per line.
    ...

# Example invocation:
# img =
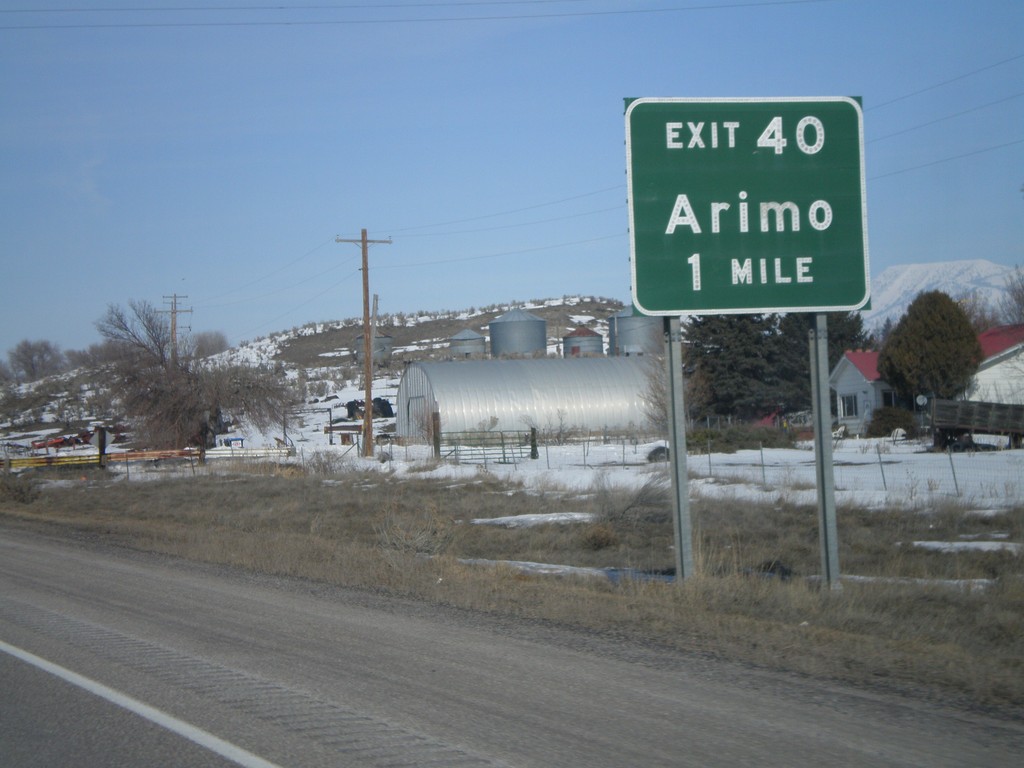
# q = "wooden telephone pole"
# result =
<box><xmin>335</xmin><ymin>229</ymin><xmax>391</xmax><ymax>457</ymax></box>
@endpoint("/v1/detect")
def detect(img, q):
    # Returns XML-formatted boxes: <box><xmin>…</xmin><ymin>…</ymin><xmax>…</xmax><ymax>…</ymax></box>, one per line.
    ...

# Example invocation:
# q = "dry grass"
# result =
<box><xmin>2</xmin><ymin>462</ymin><xmax>1022</xmax><ymax>715</ymax></box>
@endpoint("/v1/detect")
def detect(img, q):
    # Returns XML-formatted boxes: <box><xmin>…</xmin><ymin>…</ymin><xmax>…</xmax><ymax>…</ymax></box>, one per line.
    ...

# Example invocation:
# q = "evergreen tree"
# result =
<box><xmin>877</xmin><ymin>290</ymin><xmax>982</xmax><ymax>402</ymax></box>
<box><xmin>774</xmin><ymin>311</ymin><xmax>870</xmax><ymax>413</ymax></box>
<box><xmin>877</xmin><ymin>316</ymin><xmax>895</xmax><ymax>346</ymax></box>
<box><xmin>684</xmin><ymin>314</ymin><xmax>778</xmax><ymax>420</ymax></box>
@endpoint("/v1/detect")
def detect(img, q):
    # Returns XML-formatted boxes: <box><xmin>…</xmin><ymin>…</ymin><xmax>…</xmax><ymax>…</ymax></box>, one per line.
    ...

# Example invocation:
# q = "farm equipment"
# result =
<box><xmin>931</xmin><ymin>399</ymin><xmax>1024</xmax><ymax>450</ymax></box>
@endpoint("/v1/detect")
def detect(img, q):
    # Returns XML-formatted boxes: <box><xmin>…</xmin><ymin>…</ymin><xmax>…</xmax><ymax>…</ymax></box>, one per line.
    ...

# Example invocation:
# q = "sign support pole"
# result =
<box><xmin>809</xmin><ymin>313</ymin><xmax>841</xmax><ymax>589</ymax></box>
<box><xmin>664</xmin><ymin>316</ymin><xmax>695</xmax><ymax>581</ymax></box>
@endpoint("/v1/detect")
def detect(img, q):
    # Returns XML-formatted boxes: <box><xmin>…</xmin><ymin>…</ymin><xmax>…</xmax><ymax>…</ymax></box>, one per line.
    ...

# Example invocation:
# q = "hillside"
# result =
<box><xmin>261</xmin><ymin>258</ymin><xmax>1016</xmax><ymax>369</ymax></box>
<box><xmin>235</xmin><ymin>295</ymin><xmax>626</xmax><ymax>370</ymax></box>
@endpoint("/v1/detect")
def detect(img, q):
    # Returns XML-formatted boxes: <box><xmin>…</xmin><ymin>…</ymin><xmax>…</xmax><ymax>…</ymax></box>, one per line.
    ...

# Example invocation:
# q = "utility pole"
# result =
<box><xmin>335</xmin><ymin>229</ymin><xmax>391</xmax><ymax>457</ymax></box>
<box><xmin>161</xmin><ymin>293</ymin><xmax>191</xmax><ymax>367</ymax></box>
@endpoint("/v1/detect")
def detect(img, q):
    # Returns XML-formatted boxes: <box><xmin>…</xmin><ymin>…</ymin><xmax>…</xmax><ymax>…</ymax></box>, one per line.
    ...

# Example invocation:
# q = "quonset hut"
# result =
<box><xmin>395</xmin><ymin>357</ymin><xmax>651</xmax><ymax>438</ymax></box>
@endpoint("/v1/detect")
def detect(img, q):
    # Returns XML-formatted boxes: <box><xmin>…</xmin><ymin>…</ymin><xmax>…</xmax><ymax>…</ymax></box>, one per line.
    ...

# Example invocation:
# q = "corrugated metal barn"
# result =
<box><xmin>396</xmin><ymin>358</ymin><xmax>652</xmax><ymax>438</ymax></box>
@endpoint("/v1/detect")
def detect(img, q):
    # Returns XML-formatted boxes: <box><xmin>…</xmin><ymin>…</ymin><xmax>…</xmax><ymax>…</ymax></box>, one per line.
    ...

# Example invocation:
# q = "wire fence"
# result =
<box><xmin>425</xmin><ymin>430</ymin><xmax>1023</xmax><ymax>509</ymax></box>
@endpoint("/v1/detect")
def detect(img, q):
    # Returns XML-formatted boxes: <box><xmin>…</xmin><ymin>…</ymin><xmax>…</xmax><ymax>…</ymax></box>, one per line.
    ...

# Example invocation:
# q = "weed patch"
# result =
<box><xmin>2</xmin><ymin>467</ymin><xmax>1021</xmax><ymax>713</ymax></box>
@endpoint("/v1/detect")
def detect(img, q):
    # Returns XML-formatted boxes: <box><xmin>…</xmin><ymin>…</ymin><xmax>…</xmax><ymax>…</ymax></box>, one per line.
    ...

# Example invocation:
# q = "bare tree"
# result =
<box><xmin>190</xmin><ymin>330</ymin><xmax>230</xmax><ymax>359</ymax></box>
<box><xmin>65</xmin><ymin>340</ymin><xmax>128</xmax><ymax>370</ymax></box>
<box><xmin>7</xmin><ymin>339</ymin><xmax>65</xmax><ymax>382</ymax></box>
<box><xmin>641</xmin><ymin>354</ymin><xmax>669</xmax><ymax>434</ymax></box>
<box><xmin>96</xmin><ymin>300</ymin><xmax>172</xmax><ymax>367</ymax></box>
<box><xmin>999</xmin><ymin>266</ymin><xmax>1024</xmax><ymax>325</ymax></box>
<box><xmin>956</xmin><ymin>288</ymin><xmax>1003</xmax><ymax>334</ymax></box>
<box><xmin>96</xmin><ymin>300</ymin><xmax>295</xmax><ymax>448</ymax></box>
<box><xmin>200</xmin><ymin>362</ymin><xmax>292</xmax><ymax>435</ymax></box>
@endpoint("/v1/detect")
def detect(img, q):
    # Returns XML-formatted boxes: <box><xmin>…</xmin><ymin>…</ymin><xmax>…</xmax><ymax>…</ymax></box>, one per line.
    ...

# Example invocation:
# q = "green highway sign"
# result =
<box><xmin>625</xmin><ymin>97</ymin><xmax>869</xmax><ymax>315</ymax></box>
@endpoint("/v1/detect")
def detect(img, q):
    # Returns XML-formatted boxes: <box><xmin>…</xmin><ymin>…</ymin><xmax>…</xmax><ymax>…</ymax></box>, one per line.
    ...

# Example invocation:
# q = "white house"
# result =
<box><xmin>828</xmin><ymin>350</ymin><xmax>897</xmax><ymax>436</ymax></box>
<box><xmin>829</xmin><ymin>324</ymin><xmax>1024</xmax><ymax>436</ymax></box>
<box><xmin>967</xmin><ymin>325</ymin><xmax>1024</xmax><ymax>405</ymax></box>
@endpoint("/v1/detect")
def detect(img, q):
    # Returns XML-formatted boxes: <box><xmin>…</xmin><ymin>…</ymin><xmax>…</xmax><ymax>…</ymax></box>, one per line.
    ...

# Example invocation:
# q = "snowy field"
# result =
<box><xmin>9</xmin><ymin>398</ymin><xmax>1022</xmax><ymax>578</ymax></box>
<box><xmin>248</xmin><ymin>382</ymin><xmax>1023</xmax><ymax>516</ymax></box>
<box><xmin>11</xmin><ymin>372</ymin><xmax>1020</xmax><ymax>516</ymax></box>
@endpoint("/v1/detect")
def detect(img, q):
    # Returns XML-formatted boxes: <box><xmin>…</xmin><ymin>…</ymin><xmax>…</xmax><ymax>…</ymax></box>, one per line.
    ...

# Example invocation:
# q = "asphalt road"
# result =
<box><xmin>1</xmin><ymin>524</ymin><xmax>1021</xmax><ymax>767</ymax></box>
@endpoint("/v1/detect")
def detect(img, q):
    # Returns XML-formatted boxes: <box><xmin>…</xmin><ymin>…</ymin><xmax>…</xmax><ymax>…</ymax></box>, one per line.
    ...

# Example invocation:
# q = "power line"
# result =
<box><xmin>0</xmin><ymin>1</ymin><xmax>593</xmax><ymax>11</ymax></box>
<box><xmin>196</xmin><ymin>256</ymin><xmax>358</xmax><ymax>310</ymax></box>
<box><xmin>0</xmin><ymin>0</ymin><xmax>838</xmax><ymax>30</ymax></box>
<box><xmin>386</xmin><ymin>185</ymin><xmax>624</xmax><ymax>233</ymax></box>
<box><xmin>376</xmin><ymin>232</ymin><xmax>624</xmax><ymax>270</ymax></box>
<box><xmin>869</xmin><ymin>138</ymin><xmax>1024</xmax><ymax>181</ymax></box>
<box><xmin>868</xmin><ymin>91</ymin><xmax>1024</xmax><ymax>143</ymax></box>
<box><xmin>396</xmin><ymin>205</ymin><xmax>623</xmax><ymax>237</ymax></box>
<box><xmin>214</xmin><ymin>230</ymin><xmax>625</xmax><ymax>326</ymax></box>
<box><xmin>234</xmin><ymin>268</ymin><xmax>360</xmax><ymax>339</ymax></box>
<box><xmin>867</xmin><ymin>52</ymin><xmax>1024</xmax><ymax>111</ymax></box>
<box><xmin>198</xmin><ymin>237</ymin><xmax>339</xmax><ymax>306</ymax></box>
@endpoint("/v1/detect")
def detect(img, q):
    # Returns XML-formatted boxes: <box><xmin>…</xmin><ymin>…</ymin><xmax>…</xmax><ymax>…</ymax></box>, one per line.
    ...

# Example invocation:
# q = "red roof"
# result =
<box><xmin>844</xmin><ymin>349</ymin><xmax>880</xmax><ymax>381</ymax></box>
<box><xmin>978</xmin><ymin>325</ymin><xmax>1024</xmax><ymax>359</ymax></box>
<box><xmin>564</xmin><ymin>326</ymin><xmax>601</xmax><ymax>338</ymax></box>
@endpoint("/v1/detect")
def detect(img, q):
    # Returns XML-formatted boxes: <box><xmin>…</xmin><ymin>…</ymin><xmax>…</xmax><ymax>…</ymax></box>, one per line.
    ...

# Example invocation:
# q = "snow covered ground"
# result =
<box><xmin>267</xmin><ymin>389</ymin><xmax>1022</xmax><ymax>516</ymax></box>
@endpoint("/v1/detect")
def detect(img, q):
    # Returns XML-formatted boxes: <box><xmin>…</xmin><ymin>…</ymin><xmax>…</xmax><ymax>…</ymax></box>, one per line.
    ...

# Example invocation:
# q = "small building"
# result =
<box><xmin>967</xmin><ymin>325</ymin><xmax>1024</xmax><ymax>405</ymax></box>
<box><xmin>395</xmin><ymin>357</ymin><xmax>652</xmax><ymax>438</ymax></box>
<box><xmin>828</xmin><ymin>350</ymin><xmax>897</xmax><ymax>436</ymax></box>
<box><xmin>562</xmin><ymin>326</ymin><xmax>603</xmax><ymax>357</ymax></box>
<box><xmin>448</xmin><ymin>329</ymin><xmax>487</xmax><ymax>359</ymax></box>
<box><xmin>353</xmin><ymin>334</ymin><xmax>394</xmax><ymax>367</ymax></box>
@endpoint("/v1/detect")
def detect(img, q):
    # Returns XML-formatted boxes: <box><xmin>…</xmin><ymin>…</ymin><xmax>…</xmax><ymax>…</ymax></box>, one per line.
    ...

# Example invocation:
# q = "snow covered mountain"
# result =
<box><xmin>864</xmin><ymin>259</ymin><xmax>1015</xmax><ymax>332</ymax></box>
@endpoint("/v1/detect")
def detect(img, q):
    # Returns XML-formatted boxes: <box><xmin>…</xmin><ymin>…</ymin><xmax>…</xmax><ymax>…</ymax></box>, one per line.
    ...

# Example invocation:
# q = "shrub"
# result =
<box><xmin>0</xmin><ymin>473</ymin><xmax>40</xmax><ymax>504</ymax></box>
<box><xmin>579</xmin><ymin>523</ymin><xmax>619</xmax><ymax>550</ymax></box>
<box><xmin>688</xmin><ymin>425</ymin><xmax>795</xmax><ymax>453</ymax></box>
<box><xmin>866</xmin><ymin>406</ymin><xmax>917</xmax><ymax>439</ymax></box>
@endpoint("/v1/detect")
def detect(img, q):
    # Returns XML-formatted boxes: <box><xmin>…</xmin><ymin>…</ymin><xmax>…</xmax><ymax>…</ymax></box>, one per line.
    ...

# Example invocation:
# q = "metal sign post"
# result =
<box><xmin>664</xmin><ymin>316</ymin><xmax>695</xmax><ymax>581</ymax></box>
<box><xmin>810</xmin><ymin>313</ymin><xmax>841</xmax><ymax>588</ymax></box>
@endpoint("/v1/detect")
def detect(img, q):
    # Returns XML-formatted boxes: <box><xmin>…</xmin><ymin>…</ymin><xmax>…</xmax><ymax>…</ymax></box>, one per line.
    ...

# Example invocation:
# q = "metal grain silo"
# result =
<box><xmin>489</xmin><ymin>308</ymin><xmax>546</xmax><ymax>358</ymax></box>
<box><xmin>353</xmin><ymin>334</ymin><xmax>393</xmax><ymax>366</ymax></box>
<box><xmin>607</xmin><ymin>309</ymin><xmax>662</xmax><ymax>356</ymax></box>
<box><xmin>562</xmin><ymin>326</ymin><xmax>604</xmax><ymax>357</ymax></box>
<box><xmin>449</xmin><ymin>329</ymin><xmax>486</xmax><ymax>358</ymax></box>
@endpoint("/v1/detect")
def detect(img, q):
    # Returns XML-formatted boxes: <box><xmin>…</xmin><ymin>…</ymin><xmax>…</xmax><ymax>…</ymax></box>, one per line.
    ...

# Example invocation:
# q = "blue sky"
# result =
<box><xmin>2</xmin><ymin>0</ymin><xmax>1022</xmax><ymax>356</ymax></box>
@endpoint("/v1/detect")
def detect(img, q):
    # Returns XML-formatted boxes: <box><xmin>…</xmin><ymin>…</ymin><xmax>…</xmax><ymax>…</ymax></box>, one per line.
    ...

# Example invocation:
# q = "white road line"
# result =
<box><xmin>0</xmin><ymin>639</ymin><xmax>284</xmax><ymax>768</ymax></box>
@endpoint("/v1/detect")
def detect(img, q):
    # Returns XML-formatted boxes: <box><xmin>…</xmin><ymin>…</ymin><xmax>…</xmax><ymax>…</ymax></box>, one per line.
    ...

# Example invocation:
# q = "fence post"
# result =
<box><xmin>946</xmin><ymin>449</ymin><xmax>961</xmax><ymax>497</ymax></box>
<box><xmin>876</xmin><ymin>444</ymin><xmax>887</xmax><ymax>491</ymax></box>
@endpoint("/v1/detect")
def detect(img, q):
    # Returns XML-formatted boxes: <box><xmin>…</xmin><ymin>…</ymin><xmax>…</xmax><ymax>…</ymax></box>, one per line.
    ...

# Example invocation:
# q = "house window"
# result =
<box><xmin>840</xmin><ymin>394</ymin><xmax>858</xmax><ymax>418</ymax></box>
<box><xmin>882</xmin><ymin>390</ymin><xmax>897</xmax><ymax>408</ymax></box>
